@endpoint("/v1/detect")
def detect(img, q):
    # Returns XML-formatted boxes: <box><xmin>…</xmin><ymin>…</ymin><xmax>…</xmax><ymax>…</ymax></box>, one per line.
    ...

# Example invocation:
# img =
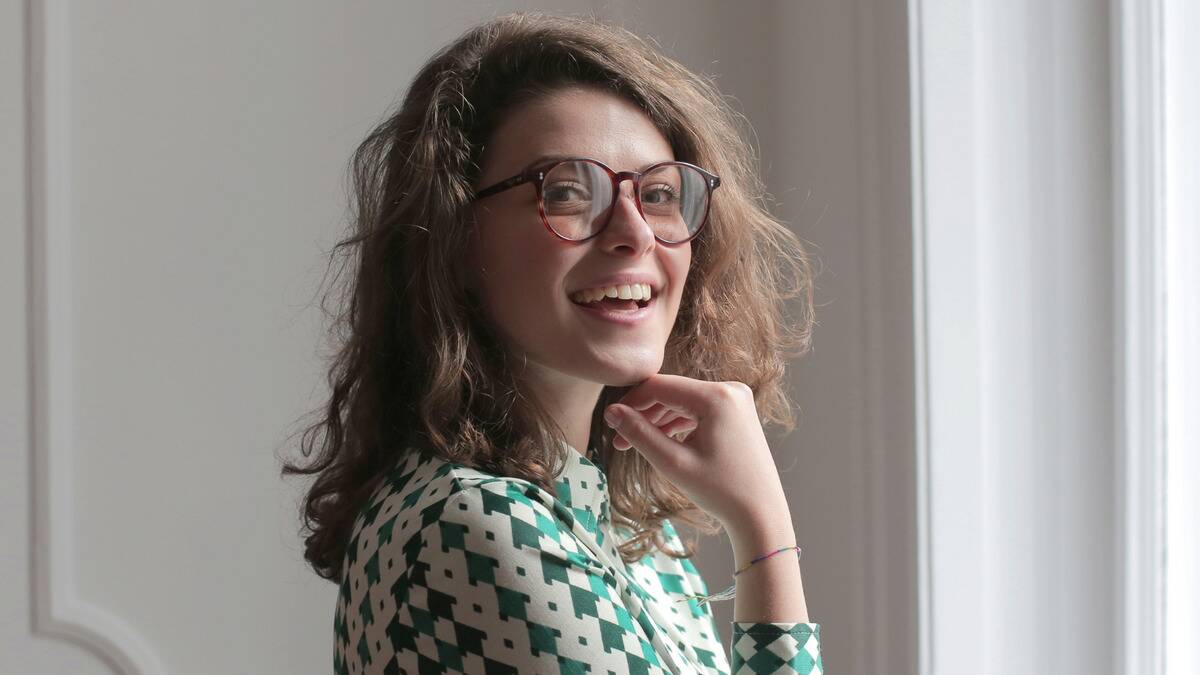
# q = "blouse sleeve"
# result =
<box><xmin>729</xmin><ymin>621</ymin><xmax>824</xmax><ymax>674</ymax></box>
<box><xmin>354</xmin><ymin>481</ymin><xmax>675</xmax><ymax>674</ymax></box>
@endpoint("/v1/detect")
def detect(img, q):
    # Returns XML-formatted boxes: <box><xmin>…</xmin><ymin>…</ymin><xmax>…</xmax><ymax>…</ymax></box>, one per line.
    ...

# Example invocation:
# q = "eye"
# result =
<box><xmin>641</xmin><ymin>184</ymin><xmax>680</xmax><ymax>205</ymax></box>
<box><xmin>544</xmin><ymin>182</ymin><xmax>591</xmax><ymax>203</ymax></box>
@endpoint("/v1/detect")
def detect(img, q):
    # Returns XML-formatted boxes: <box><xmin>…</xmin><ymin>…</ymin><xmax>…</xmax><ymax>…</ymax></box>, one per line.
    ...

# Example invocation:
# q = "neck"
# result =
<box><xmin>519</xmin><ymin>365</ymin><xmax>604</xmax><ymax>458</ymax></box>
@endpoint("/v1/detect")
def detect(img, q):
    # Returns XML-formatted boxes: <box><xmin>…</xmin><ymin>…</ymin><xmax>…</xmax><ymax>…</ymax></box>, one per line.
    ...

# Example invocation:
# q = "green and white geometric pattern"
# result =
<box><xmin>333</xmin><ymin>439</ymin><xmax>824</xmax><ymax>674</ymax></box>
<box><xmin>731</xmin><ymin>623</ymin><xmax>822</xmax><ymax>674</ymax></box>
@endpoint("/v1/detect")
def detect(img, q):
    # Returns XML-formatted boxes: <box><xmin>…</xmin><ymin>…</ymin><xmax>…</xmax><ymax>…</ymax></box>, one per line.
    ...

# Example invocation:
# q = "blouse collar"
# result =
<box><xmin>553</xmin><ymin>439</ymin><xmax>611</xmax><ymax>535</ymax></box>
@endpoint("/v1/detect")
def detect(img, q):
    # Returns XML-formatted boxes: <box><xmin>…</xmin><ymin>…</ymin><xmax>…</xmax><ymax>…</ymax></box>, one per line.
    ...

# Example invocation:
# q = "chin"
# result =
<box><xmin>598</xmin><ymin>357</ymin><xmax>662</xmax><ymax>386</ymax></box>
<box><xmin>551</xmin><ymin>340</ymin><xmax>664</xmax><ymax>385</ymax></box>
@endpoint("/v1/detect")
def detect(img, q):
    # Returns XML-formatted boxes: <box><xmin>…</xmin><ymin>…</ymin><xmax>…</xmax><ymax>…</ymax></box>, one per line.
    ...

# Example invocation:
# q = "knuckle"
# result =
<box><xmin>704</xmin><ymin>384</ymin><xmax>735</xmax><ymax>409</ymax></box>
<box><xmin>715</xmin><ymin>380</ymin><xmax>752</xmax><ymax>403</ymax></box>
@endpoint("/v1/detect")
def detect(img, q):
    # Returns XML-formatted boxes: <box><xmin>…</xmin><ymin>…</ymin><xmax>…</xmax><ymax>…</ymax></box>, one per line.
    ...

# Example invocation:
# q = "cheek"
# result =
<box><xmin>669</xmin><ymin>246</ymin><xmax>692</xmax><ymax>305</ymax></box>
<box><xmin>470</xmin><ymin>216</ymin><xmax>529</xmax><ymax>285</ymax></box>
<box><xmin>471</xmin><ymin>235</ymin><xmax>572</xmax><ymax>329</ymax></box>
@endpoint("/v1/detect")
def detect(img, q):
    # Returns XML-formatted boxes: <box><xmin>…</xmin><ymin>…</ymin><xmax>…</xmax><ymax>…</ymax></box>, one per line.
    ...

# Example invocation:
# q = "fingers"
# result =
<box><xmin>611</xmin><ymin>406</ymin><xmax>694</xmax><ymax>450</ymax></box>
<box><xmin>646</xmin><ymin>402</ymin><xmax>673</xmax><ymax>426</ymax></box>
<box><xmin>605</xmin><ymin>403</ymin><xmax>685</xmax><ymax>465</ymax></box>
<box><xmin>651</xmin><ymin>406</ymin><xmax>689</xmax><ymax>429</ymax></box>
<box><xmin>660</xmin><ymin>416</ymin><xmax>696</xmax><ymax>439</ymax></box>
<box><xmin>617</xmin><ymin>374</ymin><xmax>746</xmax><ymax>422</ymax></box>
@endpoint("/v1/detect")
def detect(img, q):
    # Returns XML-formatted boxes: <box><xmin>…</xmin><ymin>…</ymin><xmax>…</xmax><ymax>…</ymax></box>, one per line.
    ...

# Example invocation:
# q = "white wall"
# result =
<box><xmin>1</xmin><ymin>1</ymin><xmax>915</xmax><ymax>673</ymax></box>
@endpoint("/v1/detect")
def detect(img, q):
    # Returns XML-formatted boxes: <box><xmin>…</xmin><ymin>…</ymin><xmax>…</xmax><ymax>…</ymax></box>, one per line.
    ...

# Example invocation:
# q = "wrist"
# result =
<box><xmin>724</xmin><ymin>506</ymin><xmax>796</xmax><ymax>568</ymax></box>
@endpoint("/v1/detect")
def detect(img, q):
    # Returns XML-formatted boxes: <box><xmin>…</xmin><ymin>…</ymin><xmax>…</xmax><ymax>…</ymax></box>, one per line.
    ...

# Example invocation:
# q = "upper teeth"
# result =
<box><xmin>571</xmin><ymin>283</ymin><xmax>653</xmax><ymax>304</ymax></box>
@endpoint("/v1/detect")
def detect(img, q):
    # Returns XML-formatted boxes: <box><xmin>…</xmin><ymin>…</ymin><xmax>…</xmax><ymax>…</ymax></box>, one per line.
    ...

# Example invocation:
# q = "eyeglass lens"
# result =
<box><xmin>540</xmin><ymin>160</ymin><xmax>710</xmax><ymax>242</ymax></box>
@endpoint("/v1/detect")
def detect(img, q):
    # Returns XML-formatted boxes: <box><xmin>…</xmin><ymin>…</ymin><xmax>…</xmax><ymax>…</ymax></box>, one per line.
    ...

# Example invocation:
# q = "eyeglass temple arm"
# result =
<box><xmin>474</xmin><ymin>172</ymin><xmax>536</xmax><ymax>199</ymax></box>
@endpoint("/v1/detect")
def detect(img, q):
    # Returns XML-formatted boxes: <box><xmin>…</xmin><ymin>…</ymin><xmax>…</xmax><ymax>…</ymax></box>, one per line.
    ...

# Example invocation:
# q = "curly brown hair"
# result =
<box><xmin>281</xmin><ymin>11</ymin><xmax>817</xmax><ymax>582</ymax></box>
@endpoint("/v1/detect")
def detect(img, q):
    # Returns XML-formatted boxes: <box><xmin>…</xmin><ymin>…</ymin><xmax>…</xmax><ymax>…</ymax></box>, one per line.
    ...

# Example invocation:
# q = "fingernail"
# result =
<box><xmin>604</xmin><ymin>405</ymin><xmax>621</xmax><ymax>427</ymax></box>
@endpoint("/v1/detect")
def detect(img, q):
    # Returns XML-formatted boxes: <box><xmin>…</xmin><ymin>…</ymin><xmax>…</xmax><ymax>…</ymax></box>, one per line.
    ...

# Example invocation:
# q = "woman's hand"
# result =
<box><xmin>604</xmin><ymin>374</ymin><xmax>790</xmax><ymax>533</ymax></box>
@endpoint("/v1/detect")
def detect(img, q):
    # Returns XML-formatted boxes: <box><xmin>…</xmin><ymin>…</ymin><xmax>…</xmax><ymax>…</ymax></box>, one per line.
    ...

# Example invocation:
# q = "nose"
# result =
<box><xmin>598</xmin><ymin>176</ymin><xmax>657</xmax><ymax>252</ymax></box>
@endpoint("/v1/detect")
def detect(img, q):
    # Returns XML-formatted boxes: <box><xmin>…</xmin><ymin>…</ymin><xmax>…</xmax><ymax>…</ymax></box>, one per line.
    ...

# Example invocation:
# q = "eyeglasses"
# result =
<box><xmin>472</xmin><ymin>157</ymin><xmax>721</xmax><ymax>244</ymax></box>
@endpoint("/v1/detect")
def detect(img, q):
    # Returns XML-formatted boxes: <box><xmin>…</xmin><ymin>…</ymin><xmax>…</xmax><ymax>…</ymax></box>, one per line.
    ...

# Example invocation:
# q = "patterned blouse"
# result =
<box><xmin>333</xmin><ymin>439</ymin><xmax>824</xmax><ymax>674</ymax></box>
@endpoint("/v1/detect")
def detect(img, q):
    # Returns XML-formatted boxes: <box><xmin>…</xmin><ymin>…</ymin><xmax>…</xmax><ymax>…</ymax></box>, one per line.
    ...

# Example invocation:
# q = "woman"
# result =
<box><xmin>284</xmin><ymin>12</ymin><xmax>823</xmax><ymax>674</ymax></box>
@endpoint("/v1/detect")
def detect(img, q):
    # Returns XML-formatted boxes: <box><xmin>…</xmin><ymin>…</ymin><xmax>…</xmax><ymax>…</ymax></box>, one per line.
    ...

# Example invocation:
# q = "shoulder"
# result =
<box><xmin>335</xmin><ymin>454</ymin><xmax>679</xmax><ymax>675</ymax></box>
<box><xmin>342</xmin><ymin>449</ymin><xmax>571</xmax><ymax>574</ymax></box>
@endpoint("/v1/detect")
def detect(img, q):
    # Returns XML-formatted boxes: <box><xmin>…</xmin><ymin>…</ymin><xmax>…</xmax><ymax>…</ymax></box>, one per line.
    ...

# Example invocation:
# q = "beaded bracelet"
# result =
<box><xmin>675</xmin><ymin>544</ymin><xmax>802</xmax><ymax>606</ymax></box>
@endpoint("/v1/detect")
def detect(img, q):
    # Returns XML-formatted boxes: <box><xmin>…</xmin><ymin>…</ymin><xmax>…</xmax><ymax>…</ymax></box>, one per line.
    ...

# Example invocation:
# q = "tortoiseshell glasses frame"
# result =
<box><xmin>472</xmin><ymin>156</ymin><xmax>721</xmax><ymax>244</ymax></box>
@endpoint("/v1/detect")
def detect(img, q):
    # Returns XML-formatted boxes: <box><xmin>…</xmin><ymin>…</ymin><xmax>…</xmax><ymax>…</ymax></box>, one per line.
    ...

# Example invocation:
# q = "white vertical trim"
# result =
<box><xmin>27</xmin><ymin>0</ymin><xmax>167</xmax><ymax>671</ymax></box>
<box><xmin>910</xmin><ymin>1</ymin><xmax>992</xmax><ymax>671</ymax></box>
<box><xmin>907</xmin><ymin>0</ymin><xmax>934</xmax><ymax>672</ymax></box>
<box><xmin>1112</xmin><ymin>0</ymin><xmax>1168</xmax><ymax>673</ymax></box>
<box><xmin>1162</xmin><ymin>1</ymin><xmax>1200</xmax><ymax>672</ymax></box>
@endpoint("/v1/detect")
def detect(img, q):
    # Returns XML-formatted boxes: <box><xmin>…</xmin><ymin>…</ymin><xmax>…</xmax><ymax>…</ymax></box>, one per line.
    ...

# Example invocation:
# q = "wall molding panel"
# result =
<box><xmin>27</xmin><ymin>1</ymin><xmax>166</xmax><ymax>672</ymax></box>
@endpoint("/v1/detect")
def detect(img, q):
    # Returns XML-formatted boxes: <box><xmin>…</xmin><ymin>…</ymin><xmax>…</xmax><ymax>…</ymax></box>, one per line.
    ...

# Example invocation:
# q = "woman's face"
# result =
<box><xmin>466</xmin><ymin>85</ymin><xmax>692</xmax><ymax>390</ymax></box>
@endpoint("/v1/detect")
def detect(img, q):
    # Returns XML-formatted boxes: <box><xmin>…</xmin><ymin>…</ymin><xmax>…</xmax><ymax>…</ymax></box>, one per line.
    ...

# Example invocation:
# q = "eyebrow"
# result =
<box><xmin>519</xmin><ymin>154</ymin><xmax>673</xmax><ymax>173</ymax></box>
